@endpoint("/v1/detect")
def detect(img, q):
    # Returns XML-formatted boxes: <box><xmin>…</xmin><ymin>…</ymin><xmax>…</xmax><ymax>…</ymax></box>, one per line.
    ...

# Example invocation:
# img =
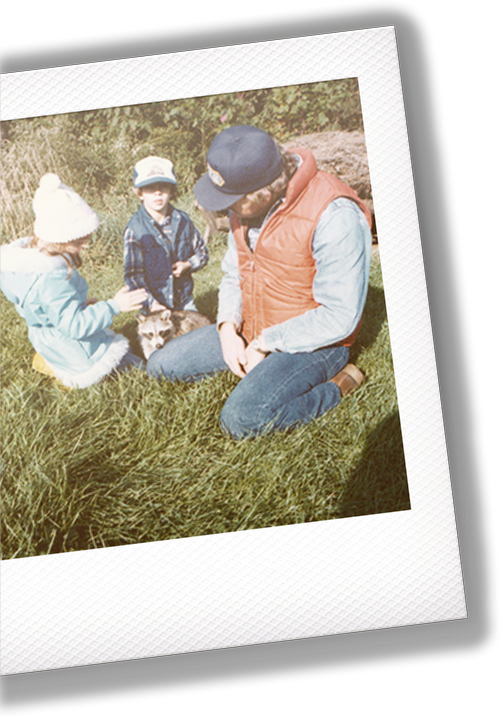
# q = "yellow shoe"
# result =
<box><xmin>32</xmin><ymin>352</ymin><xmax>57</xmax><ymax>377</ymax></box>
<box><xmin>32</xmin><ymin>353</ymin><xmax>73</xmax><ymax>391</ymax></box>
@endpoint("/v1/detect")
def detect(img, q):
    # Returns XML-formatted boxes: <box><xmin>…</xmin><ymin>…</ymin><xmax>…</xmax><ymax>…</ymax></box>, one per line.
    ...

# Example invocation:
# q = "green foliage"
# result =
<box><xmin>1</xmin><ymin>78</ymin><xmax>363</xmax><ymax>241</ymax></box>
<box><xmin>123</xmin><ymin>78</ymin><xmax>363</xmax><ymax>189</ymax></box>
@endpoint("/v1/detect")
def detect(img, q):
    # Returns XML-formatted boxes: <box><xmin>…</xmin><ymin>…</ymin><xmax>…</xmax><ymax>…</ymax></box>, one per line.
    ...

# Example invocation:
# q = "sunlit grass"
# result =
<box><xmin>1</xmin><ymin>228</ymin><xmax>410</xmax><ymax>559</ymax></box>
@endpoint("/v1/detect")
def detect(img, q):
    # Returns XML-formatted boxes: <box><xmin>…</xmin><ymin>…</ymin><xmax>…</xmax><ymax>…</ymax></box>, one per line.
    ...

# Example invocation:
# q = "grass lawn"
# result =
<box><xmin>1</xmin><ymin>208</ymin><xmax>410</xmax><ymax>559</ymax></box>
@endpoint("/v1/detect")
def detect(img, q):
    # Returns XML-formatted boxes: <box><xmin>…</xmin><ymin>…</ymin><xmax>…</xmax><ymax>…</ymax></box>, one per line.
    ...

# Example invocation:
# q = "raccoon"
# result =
<box><xmin>137</xmin><ymin>309</ymin><xmax>211</xmax><ymax>360</ymax></box>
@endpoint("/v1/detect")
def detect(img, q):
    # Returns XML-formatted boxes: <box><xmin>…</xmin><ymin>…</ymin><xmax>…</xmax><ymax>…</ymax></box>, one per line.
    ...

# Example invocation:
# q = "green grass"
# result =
<box><xmin>0</xmin><ymin>218</ymin><xmax>410</xmax><ymax>560</ymax></box>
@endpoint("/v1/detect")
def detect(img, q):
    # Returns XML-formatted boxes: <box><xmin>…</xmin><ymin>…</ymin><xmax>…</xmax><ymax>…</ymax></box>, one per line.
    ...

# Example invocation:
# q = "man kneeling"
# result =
<box><xmin>147</xmin><ymin>125</ymin><xmax>373</xmax><ymax>438</ymax></box>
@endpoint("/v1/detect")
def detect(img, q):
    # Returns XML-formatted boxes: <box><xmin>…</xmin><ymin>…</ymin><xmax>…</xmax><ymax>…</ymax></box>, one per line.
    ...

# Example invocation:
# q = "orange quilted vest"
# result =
<box><xmin>231</xmin><ymin>148</ymin><xmax>372</xmax><ymax>346</ymax></box>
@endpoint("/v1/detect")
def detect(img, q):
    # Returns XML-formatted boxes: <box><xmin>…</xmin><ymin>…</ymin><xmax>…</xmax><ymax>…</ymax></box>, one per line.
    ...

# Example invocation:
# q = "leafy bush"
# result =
<box><xmin>1</xmin><ymin>78</ymin><xmax>363</xmax><ymax>241</ymax></box>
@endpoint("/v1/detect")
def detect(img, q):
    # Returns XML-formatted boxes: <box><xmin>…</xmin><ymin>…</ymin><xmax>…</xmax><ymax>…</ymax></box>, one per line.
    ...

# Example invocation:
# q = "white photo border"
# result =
<box><xmin>0</xmin><ymin>27</ymin><xmax>466</xmax><ymax>675</ymax></box>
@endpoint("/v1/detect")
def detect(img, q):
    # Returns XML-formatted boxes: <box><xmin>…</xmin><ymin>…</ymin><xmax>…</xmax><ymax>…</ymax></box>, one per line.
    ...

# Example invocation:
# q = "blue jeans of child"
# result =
<box><xmin>147</xmin><ymin>324</ymin><xmax>349</xmax><ymax>439</ymax></box>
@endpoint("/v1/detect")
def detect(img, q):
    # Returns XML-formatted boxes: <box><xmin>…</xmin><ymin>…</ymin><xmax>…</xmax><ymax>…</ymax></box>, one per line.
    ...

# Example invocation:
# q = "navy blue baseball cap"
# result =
<box><xmin>194</xmin><ymin>125</ymin><xmax>284</xmax><ymax>211</ymax></box>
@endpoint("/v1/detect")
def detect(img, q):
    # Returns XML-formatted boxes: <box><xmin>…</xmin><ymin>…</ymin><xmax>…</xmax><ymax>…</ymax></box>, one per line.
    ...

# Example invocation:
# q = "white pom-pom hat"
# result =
<box><xmin>33</xmin><ymin>173</ymin><xmax>100</xmax><ymax>243</ymax></box>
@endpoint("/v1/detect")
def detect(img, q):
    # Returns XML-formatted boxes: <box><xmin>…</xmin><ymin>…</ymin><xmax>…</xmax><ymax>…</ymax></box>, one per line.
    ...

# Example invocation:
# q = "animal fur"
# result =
<box><xmin>137</xmin><ymin>308</ymin><xmax>211</xmax><ymax>359</ymax></box>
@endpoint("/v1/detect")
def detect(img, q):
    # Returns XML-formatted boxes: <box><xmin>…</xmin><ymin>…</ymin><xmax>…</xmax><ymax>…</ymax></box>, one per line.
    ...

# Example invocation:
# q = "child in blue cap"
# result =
<box><xmin>123</xmin><ymin>156</ymin><xmax>208</xmax><ymax>313</ymax></box>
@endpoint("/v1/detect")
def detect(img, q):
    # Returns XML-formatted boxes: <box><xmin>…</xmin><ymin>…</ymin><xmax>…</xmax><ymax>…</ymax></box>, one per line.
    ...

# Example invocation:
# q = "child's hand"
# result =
<box><xmin>172</xmin><ymin>261</ymin><xmax>191</xmax><ymax>277</ymax></box>
<box><xmin>85</xmin><ymin>297</ymin><xmax>98</xmax><ymax>305</ymax></box>
<box><xmin>113</xmin><ymin>286</ymin><xmax>148</xmax><ymax>313</ymax></box>
<box><xmin>150</xmin><ymin>300</ymin><xmax>167</xmax><ymax>313</ymax></box>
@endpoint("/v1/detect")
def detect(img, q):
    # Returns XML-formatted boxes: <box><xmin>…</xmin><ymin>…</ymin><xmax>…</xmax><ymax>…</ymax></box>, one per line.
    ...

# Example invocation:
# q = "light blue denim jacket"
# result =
<box><xmin>217</xmin><ymin>197</ymin><xmax>372</xmax><ymax>353</ymax></box>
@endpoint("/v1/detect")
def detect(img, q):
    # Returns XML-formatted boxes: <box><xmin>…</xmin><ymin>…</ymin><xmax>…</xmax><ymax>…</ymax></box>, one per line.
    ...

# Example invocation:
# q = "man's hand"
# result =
<box><xmin>244</xmin><ymin>343</ymin><xmax>267</xmax><ymax>374</ymax></box>
<box><xmin>219</xmin><ymin>322</ymin><xmax>248</xmax><ymax>378</ymax></box>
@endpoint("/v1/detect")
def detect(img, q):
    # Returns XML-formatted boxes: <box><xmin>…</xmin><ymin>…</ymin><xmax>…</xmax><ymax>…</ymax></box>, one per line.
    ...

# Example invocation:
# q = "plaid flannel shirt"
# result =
<box><xmin>123</xmin><ymin>203</ymin><xmax>208</xmax><ymax>310</ymax></box>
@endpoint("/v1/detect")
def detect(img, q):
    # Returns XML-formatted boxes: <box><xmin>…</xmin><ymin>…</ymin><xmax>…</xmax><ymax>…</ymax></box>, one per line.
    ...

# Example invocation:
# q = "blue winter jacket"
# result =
<box><xmin>0</xmin><ymin>238</ymin><xmax>130</xmax><ymax>388</ymax></box>
<box><xmin>123</xmin><ymin>203</ymin><xmax>208</xmax><ymax>311</ymax></box>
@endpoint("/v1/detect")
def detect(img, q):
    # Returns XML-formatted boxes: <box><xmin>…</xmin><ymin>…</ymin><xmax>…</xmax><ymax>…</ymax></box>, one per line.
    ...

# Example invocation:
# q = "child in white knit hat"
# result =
<box><xmin>123</xmin><ymin>156</ymin><xmax>208</xmax><ymax>314</ymax></box>
<box><xmin>0</xmin><ymin>173</ymin><xmax>148</xmax><ymax>389</ymax></box>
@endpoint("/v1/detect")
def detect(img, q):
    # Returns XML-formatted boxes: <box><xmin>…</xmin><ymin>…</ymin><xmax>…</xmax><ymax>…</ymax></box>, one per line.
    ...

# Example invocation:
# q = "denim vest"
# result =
<box><xmin>126</xmin><ymin>203</ymin><xmax>197</xmax><ymax>309</ymax></box>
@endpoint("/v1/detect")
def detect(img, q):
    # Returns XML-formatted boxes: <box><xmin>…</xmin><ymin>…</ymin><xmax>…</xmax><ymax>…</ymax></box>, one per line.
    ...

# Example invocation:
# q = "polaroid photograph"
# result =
<box><xmin>0</xmin><ymin>27</ymin><xmax>466</xmax><ymax>676</ymax></box>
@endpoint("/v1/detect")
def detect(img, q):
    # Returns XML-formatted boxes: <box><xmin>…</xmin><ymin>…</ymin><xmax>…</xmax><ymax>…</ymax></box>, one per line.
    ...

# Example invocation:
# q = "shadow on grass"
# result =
<box><xmin>42</xmin><ymin>451</ymin><xmax>129</xmax><ymax>554</ymax></box>
<box><xmin>117</xmin><ymin>318</ymin><xmax>143</xmax><ymax>357</ymax></box>
<box><xmin>350</xmin><ymin>282</ymin><xmax>389</xmax><ymax>362</ymax></box>
<box><xmin>334</xmin><ymin>411</ymin><xmax>411</xmax><ymax>519</ymax></box>
<box><xmin>194</xmin><ymin>287</ymin><xmax>219</xmax><ymax>321</ymax></box>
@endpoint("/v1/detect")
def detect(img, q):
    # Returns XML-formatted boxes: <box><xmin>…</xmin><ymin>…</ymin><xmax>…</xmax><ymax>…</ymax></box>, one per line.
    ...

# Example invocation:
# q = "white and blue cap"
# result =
<box><xmin>133</xmin><ymin>156</ymin><xmax>177</xmax><ymax>189</ymax></box>
<box><xmin>194</xmin><ymin>125</ymin><xmax>284</xmax><ymax>211</ymax></box>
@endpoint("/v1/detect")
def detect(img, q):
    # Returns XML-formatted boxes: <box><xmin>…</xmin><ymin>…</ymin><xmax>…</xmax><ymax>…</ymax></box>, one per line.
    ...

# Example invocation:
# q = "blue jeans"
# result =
<box><xmin>115</xmin><ymin>350</ymin><xmax>146</xmax><ymax>373</ymax></box>
<box><xmin>147</xmin><ymin>325</ymin><xmax>349</xmax><ymax>438</ymax></box>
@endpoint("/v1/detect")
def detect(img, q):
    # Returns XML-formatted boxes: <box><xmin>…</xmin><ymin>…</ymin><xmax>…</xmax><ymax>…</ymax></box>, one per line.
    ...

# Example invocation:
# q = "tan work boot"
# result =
<box><xmin>330</xmin><ymin>363</ymin><xmax>365</xmax><ymax>397</ymax></box>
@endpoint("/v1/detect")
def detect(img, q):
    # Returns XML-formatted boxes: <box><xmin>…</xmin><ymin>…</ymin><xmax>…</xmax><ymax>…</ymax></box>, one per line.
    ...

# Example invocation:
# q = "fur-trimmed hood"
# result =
<box><xmin>1</xmin><ymin>238</ymin><xmax>71</xmax><ymax>308</ymax></box>
<box><xmin>1</xmin><ymin>237</ymin><xmax>69</xmax><ymax>274</ymax></box>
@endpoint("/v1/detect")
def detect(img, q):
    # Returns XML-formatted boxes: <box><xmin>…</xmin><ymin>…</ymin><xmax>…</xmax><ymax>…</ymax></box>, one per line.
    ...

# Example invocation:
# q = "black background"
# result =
<box><xmin>0</xmin><ymin>0</ymin><xmax>489</xmax><ymax>692</ymax></box>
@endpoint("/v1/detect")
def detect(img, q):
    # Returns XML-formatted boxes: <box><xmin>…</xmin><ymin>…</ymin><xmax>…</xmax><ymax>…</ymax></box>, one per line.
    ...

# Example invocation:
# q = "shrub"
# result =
<box><xmin>1</xmin><ymin>78</ymin><xmax>363</xmax><ymax>240</ymax></box>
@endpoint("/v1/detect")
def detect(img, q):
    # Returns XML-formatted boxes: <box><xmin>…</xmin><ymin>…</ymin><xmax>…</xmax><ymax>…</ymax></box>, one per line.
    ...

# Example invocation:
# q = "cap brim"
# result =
<box><xmin>135</xmin><ymin>177</ymin><xmax>177</xmax><ymax>188</ymax></box>
<box><xmin>194</xmin><ymin>174</ymin><xmax>244</xmax><ymax>212</ymax></box>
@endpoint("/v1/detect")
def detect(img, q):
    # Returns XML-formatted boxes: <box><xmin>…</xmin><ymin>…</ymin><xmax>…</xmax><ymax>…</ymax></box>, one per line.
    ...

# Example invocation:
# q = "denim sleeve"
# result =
<box><xmin>123</xmin><ymin>226</ymin><xmax>155</xmax><ymax>309</ymax></box>
<box><xmin>216</xmin><ymin>230</ymin><xmax>243</xmax><ymax>330</ymax></box>
<box><xmin>187</xmin><ymin>222</ymin><xmax>209</xmax><ymax>272</ymax></box>
<box><xmin>261</xmin><ymin>198</ymin><xmax>372</xmax><ymax>353</ymax></box>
